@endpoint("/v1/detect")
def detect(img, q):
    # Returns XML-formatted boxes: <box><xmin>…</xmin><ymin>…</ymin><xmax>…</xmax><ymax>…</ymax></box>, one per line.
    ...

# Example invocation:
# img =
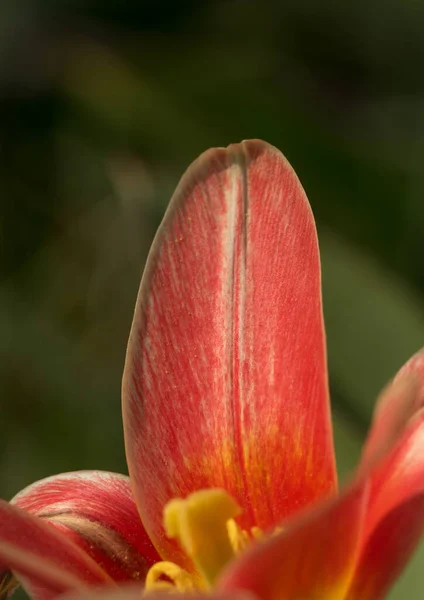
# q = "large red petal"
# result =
<box><xmin>122</xmin><ymin>140</ymin><xmax>336</xmax><ymax>561</ymax></box>
<box><xmin>11</xmin><ymin>471</ymin><xmax>160</xmax><ymax>583</ymax></box>
<box><xmin>218</xmin><ymin>482</ymin><xmax>368</xmax><ymax>600</ymax></box>
<box><xmin>0</xmin><ymin>500</ymin><xmax>111</xmax><ymax>600</ymax></box>
<box><xmin>346</xmin><ymin>350</ymin><xmax>424</xmax><ymax>599</ymax></box>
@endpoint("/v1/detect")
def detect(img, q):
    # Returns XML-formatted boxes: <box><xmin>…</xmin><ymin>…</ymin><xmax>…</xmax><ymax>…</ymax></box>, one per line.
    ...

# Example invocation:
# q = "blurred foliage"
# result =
<box><xmin>1</xmin><ymin>1</ymin><xmax>424</xmax><ymax>598</ymax></box>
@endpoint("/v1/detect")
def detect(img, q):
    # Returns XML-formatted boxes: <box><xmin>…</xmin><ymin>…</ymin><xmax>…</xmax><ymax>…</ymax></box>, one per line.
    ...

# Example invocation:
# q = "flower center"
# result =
<box><xmin>144</xmin><ymin>489</ymin><xmax>261</xmax><ymax>592</ymax></box>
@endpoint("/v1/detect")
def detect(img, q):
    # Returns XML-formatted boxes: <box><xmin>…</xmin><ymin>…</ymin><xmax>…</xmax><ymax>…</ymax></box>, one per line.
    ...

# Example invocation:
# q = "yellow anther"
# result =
<box><xmin>227</xmin><ymin>519</ymin><xmax>250</xmax><ymax>553</ymax></box>
<box><xmin>164</xmin><ymin>489</ymin><xmax>241</xmax><ymax>587</ymax></box>
<box><xmin>251</xmin><ymin>525</ymin><xmax>282</xmax><ymax>543</ymax></box>
<box><xmin>145</xmin><ymin>561</ymin><xmax>195</xmax><ymax>592</ymax></box>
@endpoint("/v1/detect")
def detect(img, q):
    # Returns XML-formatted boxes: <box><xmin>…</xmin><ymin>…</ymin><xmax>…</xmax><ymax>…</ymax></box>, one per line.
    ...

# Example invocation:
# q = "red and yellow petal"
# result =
<box><xmin>0</xmin><ymin>500</ymin><xmax>111</xmax><ymax>600</ymax></box>
<box><xmin>11</xmin><ymin>471</ymin><xmax>160</xmax><ymax>583</ymax></box>
<box><xmin>218</xmin><ymin>481</ymin><xmax>368</xmax><ymax>600</ymax></box>
<box><xmin>122</xmin><ymin>140</ymin><xmax>336</xmax><ymax>563</ymax></box>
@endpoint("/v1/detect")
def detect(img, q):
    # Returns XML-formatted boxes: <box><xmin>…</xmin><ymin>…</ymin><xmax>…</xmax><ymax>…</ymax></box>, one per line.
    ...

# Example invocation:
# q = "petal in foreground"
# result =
<box><xmin>347</xmin><ymin>350</ymin><xmax>424</xmax><ymax>600</ymax></box>
<box><xmin>218</xmin><ymin>482</ymin><xmax>368</xmax><ymax>600</ymax></box>
<box><xmin>122</xmin><ymin>140</ymin><xmax>336</xmax><ymax>562</ymax></box>
<box><xmin>62</xmin><ymin>585</ymin><xmax>257</xmax><ymax>600</ymax></box>
<box><xmin>0</xmin><ymin>500</ymin><xmax>111</xmax><ymax>600</ymax></box>
<box><xmin>12</xmin><ymin>471</ymin><xmax>160</xmax><ymax>583</ymax></box>
<box><xmin>359</xmin><ymin>349</ymin><xmax>424</xmax><ymax>473</ymax></box>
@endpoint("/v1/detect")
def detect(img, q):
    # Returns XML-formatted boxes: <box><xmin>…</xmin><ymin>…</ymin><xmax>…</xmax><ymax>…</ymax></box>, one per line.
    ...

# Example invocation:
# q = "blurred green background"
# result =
<box><xmin>1</xmin><ymin>1</ymin><xmax>424</xmax><ymax>598</ymax></box>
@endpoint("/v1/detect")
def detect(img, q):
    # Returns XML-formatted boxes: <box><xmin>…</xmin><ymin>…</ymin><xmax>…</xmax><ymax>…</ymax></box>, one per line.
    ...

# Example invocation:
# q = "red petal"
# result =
<box><xmin>347</xmin><ymin>409</ymin><xmax>424</xmax><ymax>600</ymax></box>
<box><xmin>218</xmin><ymin>482</ymin><xmax>368</xmax><ymax>600</ymax></box>
<box><xmin>12</xmin><ymin>471</ymin><xmax>160</xmax><ymax>583</ymax></box>
<box><xmin>0</xmin><ymin>500</ymin><xmax>111</xmax><ymax>600</ymax></box>
<box><xmin>346</xmin><ymin>495</ymin><xmax>424</xmax><ymax>600</ymax></box>
<box><xmin>122</xmin><ymin>140</ymin><xmax>336</xmax><ymax>561</ymax></box>
<box><xmin>60</xmin><ymin>586</ymin><xmax>143</xmax><ymax>600</ymax></box>
<box><xmin>359</xmin><ymin>348</ymin><xmax>424</xmax><ymax>473</ymax></box>
<box><xmin>346</xmin><ymin>350</ymin><xmax>424</xmax><ymax>599</ymax></box>
<box><xmin>62</xmin><ymin>586</ymin><xmax>256</xmax><ymax>600</ymax></box>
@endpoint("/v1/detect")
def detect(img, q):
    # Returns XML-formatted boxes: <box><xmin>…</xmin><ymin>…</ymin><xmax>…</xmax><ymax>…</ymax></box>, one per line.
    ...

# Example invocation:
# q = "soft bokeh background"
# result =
<box><xmin>1</xmin><ymin>1</ymin><xmax>424</xmax><ymax>598</ymax></box>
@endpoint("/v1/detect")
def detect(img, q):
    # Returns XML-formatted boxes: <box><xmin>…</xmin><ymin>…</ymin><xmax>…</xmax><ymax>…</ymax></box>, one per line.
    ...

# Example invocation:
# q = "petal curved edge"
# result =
<box><xmin>12</xmin><ymin>471</ymin><xmax>160</xmax><ymax>583</ymax></box>
<box><xmin>362</xmin><ymin>351</ymin><xmax>424</xmax><ymax>529</ymax></box>
<box><xmin>0</xmin><ymin>500</ymin><xmax>111</xmax><ymax>599</ymax></box>
<box><xmin>218</xmin><ymin>481</ymin><xmax>368</xmax><ymax>600</ymax></box>
<box><xmin>359</xmin><ymin>348</ymin><xmax>424</xmax><ymax>474</ymax></box>
<box><xmin>347</xmin><ymin>408</ymin><xmax>424</xmax><ymax>600</ymax></box>
<box><xmin>122</xmin><ymin>140</ymin><xmax>336</xmax><ymax>561</ymax></box>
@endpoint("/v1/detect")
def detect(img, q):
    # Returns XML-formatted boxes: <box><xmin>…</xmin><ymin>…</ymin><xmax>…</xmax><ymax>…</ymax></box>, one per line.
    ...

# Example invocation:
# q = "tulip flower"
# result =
<box><xmin>1</xmin><ymin>140</ymin><xmax>424</xmax><ymax>600</ymax></box>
